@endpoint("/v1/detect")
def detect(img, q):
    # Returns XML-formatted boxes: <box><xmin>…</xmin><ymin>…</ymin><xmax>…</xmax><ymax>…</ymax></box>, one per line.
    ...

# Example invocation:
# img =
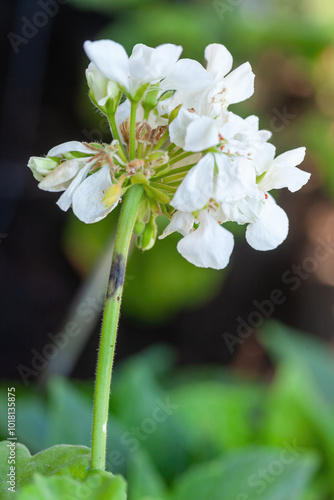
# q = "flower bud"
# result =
<box><xmin>134</xmin><ymin>220</ymin><xmax>145</xmax><ymax>235</ymax></box>
<box><xmin>28</xmin><ymin>156</ymin><xmax>59</xmax><ymax>182</ymax></box>
<box><xmin>86</xmin><ymin>62</ymin><xmax>121</xmax><ymax>114</ymax></box>
<box><xmin>141</xmin><ymin>214</ymin><xmax>157</xmax><ymax>251</ymax></box>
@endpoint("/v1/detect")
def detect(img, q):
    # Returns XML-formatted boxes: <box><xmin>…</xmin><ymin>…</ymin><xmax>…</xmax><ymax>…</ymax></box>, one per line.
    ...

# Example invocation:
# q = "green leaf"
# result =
<box><xmin>17</xmin><ymin>470</ymin><xmax>127</xmax><ymax>500</ymax></box>
<box><xmin>110</xmin><ymin>352</ymin><xmax>188</xmax><ymax>482</ymax></box>
<box><xmin>170</xmin><ymin>382</ymin><xmax>263</xmax><ymax>457</ymax></box>
<box><xmin>171</xmin><ymin>447</ymin><xmax>319</xmax><ymax>500</ymax></box>
<box><xmin>0</xmin><ymin>440</ymin><xmax>91</xmax><ymax>498</ymax></box>
<box><xmin>127</xmin><ymin>448</ymin><xmax>166</xmax><ymax>500</ymax></box>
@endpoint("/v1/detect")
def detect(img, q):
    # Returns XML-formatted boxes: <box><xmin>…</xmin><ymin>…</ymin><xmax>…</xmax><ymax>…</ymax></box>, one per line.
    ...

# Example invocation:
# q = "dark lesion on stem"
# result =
<box><xmin>107</xmin><ymin>253</ymin><xmax>125</xmax><ymax>299</ymax></box>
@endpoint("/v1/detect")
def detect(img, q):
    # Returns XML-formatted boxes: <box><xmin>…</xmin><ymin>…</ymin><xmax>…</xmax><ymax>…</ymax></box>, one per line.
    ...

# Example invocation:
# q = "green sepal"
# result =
<box><xmin>144</xmin><ymin>185</ymin><xmax>171</xmax><ymax>204</ymax></box>
<box><xmin>160</xmin><ymin>203</ymin><xmax>175</xmax><ymax>218</ymax></box>
<box><xmin>137</xmin><ymin>198</ymin><xmax>149</xmax><ymax>223</ymax></box>
<box><xmin>159</xmin><ymin>89</ymin><xmax>174</xmax><ymax>102</ymax></box>
<box><xmin>62</xmin><ymin>151</ymin><xmax>93</xmax><ymax>160</ymax></box>
<box><xmin>169</xmin><ymin>104</ymin><xmax>182</xmax><ymax>124</ymax></box>
<box><xmin>256</xmin><ymin>171</ymin><xmax>267</xmax><ymax>184</ymax></box>
<box><xmin>131</xmin><ymin>173</ymin><xmax>150</xmax><ymax>186</ymax></box>
<box><xmin>142</xmin><ymin>84</ymin><xmax>159</xmax><ymax>115</ymax></box>
<box><xmin>151</xmin><ymin>163</ymin><xmax>170</xmax><ymax>178</ymax></box>
<box><xmin>128</xmin><ymin>83</ymin><xmax>150</xmax><ymax>103</ymax></box>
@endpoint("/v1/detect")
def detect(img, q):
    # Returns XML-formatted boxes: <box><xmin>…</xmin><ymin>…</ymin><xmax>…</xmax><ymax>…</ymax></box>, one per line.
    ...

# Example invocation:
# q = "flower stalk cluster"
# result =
<box><xmin>28</xmin><ymin>39</ymin><xmax>310</xmax><ymax>270</ymax></box>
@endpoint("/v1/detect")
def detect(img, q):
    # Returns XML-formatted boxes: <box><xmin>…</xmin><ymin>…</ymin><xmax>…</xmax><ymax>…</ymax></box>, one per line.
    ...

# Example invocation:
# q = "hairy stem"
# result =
<box><xmin>91</xmin><ymin>184</ymin><xmax>144</xmax><ymax>471</ymax></box>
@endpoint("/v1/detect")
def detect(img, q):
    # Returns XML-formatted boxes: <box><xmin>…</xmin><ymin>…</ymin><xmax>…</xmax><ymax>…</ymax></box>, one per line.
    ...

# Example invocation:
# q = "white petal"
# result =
<box><xmin>259</xmin><ymin>147</ymin><xmax>309</xmax><ymax>192</ymax></box>
<box><xmin>38</xmin><ymin>159</ymin><xmax>81</xmax><ymax>192</ymax></box>
<box><xmin>56</xmin><ymin>161</ymin><xmax>93</xmax><ymax>211</ymax></box>
<box><xmin>177</xmin><ymin>211</ymin><xmax>234</xmax><ymax>269</ymax></box>
<box><xmin>253</xmin><ymin>142</ymin><xmax>276</xmax><ymax>176</ymax></box>
<box><xmin>224</xmin><ymin>62</ymin><xmax>255</xmax><ymax>104</ymax></box>
<box><xmin>171</xmin><ymin>154</ymin><xmax>215</xmax><ymax>212</ymax></box>
<box><xmin>47</xmin><ymin>141</ymin><xmax>93</xmax><ymax>157</ymax></box>
<box><xmin>259</xmin><ymin>166</ymin><xmax>310</xmax><ymax>193</ymax></box>
<box><xmin>246</xmin><ymin>196</ymin><xmax>289</xmax><ymax>250</ymax></box>
<box><xmin>169</xmin><ymin>108</ymin><xmax>198</xmax><ymax>149</ymax></box>
<box><xmin>72</xmin><ymin>164</ymin><xmax>116</xmax><ymax>223</ymax></box>
<box><xmin>159</xmin><ymin>211</ymin><xmax>194</xmax><ymax>239</ymax></box>
<box><xmin>84</xmin><ymin>40</ymin><xmax>130</xmax><ymax>92</ymax></box>
<box><xmin>204</xmin><ymin>44</ymin><xmax>233</xmax><ymax>79</ymax></box>
<box><xmin>215</xmin><ymin>155</ymin><xmax>257</xmax><ymax>203</ymax></box>
<box><xmin>130</xmin><ymin>43</ymin><xmax>182</xmax><ymax>82</ymax></box>
<box><xmin>272</xmin><ymin>147</ymin><xmax>306</xmax><ymax>169</ymax></box>
<box><xmin>161</xmin><ymin>59</ymin><xmax>212</xmax><ymax>93</ymax></box>
<box><xmin>221</xmin><ymin>192</ymin><xmax>264</xmax><ymax>224</ymax></box>
<box><xmin>185</xmin><ymin>116</ymin><xmax>220</xmax><ymax>151</ymax></box>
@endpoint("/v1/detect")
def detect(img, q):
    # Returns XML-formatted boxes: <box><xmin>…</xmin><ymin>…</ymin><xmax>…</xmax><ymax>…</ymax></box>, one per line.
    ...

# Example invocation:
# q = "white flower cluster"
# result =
<box><xmin>28</xmin><ymin>40</ymin><xmax>310</xmax><ymax>269</ymax></box>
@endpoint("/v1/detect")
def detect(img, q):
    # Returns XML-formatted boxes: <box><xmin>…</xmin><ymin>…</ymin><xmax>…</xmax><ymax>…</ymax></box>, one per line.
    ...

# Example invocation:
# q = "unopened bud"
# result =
<box><xmin>28</xmin><ymin>156</ymin><xmax>59</xmax><ymax>182</ymax></box>
<box><xmin>134</xmin><ymin>220</ymin><xmax>145</xmax><ymax>235</ymax></box>
<box><xmin>141</xmin><ymin>214</ymin><xmax>157</xmax><ymax>251</ymax></box>
<box><xmin>86</xmin><ymin>63</ymin><xmax>121</xmax><ymax>114</ymax></box>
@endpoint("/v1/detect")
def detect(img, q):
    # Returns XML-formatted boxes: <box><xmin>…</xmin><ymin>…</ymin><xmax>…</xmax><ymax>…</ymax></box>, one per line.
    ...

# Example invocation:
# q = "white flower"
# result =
<box><xmin>171</xmin><ymin>153</ymin><xmax>256</xmax><ymax>212</ymax></box>
<box><xmin>257</xmin><ymin>147</ymin><xmax>310</xmax><ymax>192</ymax></box>
<box><xmin>162</xmin><ymin>43</ymin><xmax>254</xmax><ymax>111</ymax></box>
<box><xmin>33</xmin><ymin>140</ymin><xmax>122</xmax><ymax>223</ymax></box>
<box><xmin>84</xmin><ymin>40</ymin><xmax>182</xmax><ymax>100</ymax></box>
<box><xmin>159</xmin><ymin>153</ymin><xmax>242</xmax><ymax>269</ymax></box>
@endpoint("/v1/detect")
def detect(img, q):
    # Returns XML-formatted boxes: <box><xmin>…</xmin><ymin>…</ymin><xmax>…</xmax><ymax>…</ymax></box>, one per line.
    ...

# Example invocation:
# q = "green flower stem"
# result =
<box><xmin>129</xmin><ymin>101</ymin><xmax>137</xmax><ymax>160</ymax></box>
<box><xmin>91</xmin><ymin>184</ymin><xmax>144</xmax><ymax>471</ymax></box>
<box><xmin>108</xmin><ymin>116</ymin><xmax>128</xmax><ymax>163</ymax></box>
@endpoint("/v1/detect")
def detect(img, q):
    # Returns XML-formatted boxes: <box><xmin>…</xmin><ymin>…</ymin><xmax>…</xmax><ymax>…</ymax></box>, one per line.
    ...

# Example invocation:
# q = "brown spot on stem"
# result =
<box><xmin>107</xmin><ymin>253</ymin><xmax>125</xmax><ymax>299</ymax></box>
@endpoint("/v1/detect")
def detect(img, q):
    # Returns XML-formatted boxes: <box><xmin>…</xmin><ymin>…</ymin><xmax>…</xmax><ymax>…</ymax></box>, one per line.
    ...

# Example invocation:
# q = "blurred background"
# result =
<box><xmin>3</xmin><ymin>0</ymin><xmax>334</xmax><ymax>497</ymax></box>
<box><xmin>1</xmin><ymin>0</ymin><xmax>334</xmax><ymax>378</ymax></box>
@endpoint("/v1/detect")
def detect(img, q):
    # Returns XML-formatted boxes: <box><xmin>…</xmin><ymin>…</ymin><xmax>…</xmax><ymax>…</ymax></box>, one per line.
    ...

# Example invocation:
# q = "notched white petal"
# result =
<box><xmin>177</xmin><ymin>211</ymin><xmax>234</xmax><ymax>269</ymax></box>
<box><xmin>246</xmin><ymin>196</ymin><xmax>289</xmax><ymax>251</ymax></box>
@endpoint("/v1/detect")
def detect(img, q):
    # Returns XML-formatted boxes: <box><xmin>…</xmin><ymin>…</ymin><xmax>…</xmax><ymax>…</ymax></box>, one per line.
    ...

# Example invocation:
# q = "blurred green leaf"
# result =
<box><xmin>111</xmin><ymin>351</ymin><xmax>189</xmax><ymax>481</ymax></box>
<box><xmin>170</xmin><ymin>382</ymin><xmax>263</xmax><ymax>458</ymax></box>
<box><xmin>127</xmin><ymin>448</ymin><xmax>166</xmax><ymax>500</ymax></box>
<box><xmin>170</xmin><ymin>447</ymin><xmax>319</xmax><ymax>500</ymax></box>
